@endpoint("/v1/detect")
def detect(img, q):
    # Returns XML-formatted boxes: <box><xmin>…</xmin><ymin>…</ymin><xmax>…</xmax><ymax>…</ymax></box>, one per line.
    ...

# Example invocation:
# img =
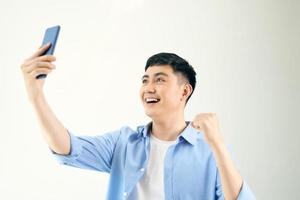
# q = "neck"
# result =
<box><xmin>150</xmin><ymin>114</ymin><xmax>188</xmax><ymax>141</ymax></box>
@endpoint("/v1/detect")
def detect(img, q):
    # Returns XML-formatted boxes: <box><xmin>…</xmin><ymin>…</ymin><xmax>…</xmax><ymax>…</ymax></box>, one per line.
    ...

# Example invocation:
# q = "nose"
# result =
<box><xmin>143</xmin><ymin>82</ymin><xmax>156</xmax><ymax>93</ymax></box>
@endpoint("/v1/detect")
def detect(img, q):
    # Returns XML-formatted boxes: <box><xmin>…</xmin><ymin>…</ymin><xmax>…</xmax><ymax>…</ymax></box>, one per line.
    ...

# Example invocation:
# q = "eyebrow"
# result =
<box><xmin>142</xmin><ymin>72</ymin><xmax>169</xmax><ymax>80</ymax></box>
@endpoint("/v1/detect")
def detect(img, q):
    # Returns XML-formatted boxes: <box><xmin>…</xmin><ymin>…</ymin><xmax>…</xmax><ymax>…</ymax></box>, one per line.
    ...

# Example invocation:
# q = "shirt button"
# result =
<box><xmin>140</xmin><ymin>168</ymin><xmax>145</xmax><ymax>172</ymax></box>
<box><xmin>123</xmin><ymin>192</ymin><xmax>128</xmax><ymax>197</ymax></box>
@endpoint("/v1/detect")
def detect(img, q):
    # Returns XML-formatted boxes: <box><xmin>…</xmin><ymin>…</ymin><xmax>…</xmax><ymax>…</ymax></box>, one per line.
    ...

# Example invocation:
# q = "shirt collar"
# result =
<box><xmin>137</xmin><ymin>121</ymin><xmax>152</xmax><ymax>138</ymax></box>
<box><xmin>137</xmin><ymin>121</ymin><xmax>200</xmax><ymax>146</ymax></box>
<box><xmin>178</xmin><ymin>121</ymin><xmax>200</xmax><ymax>146</ymax></box>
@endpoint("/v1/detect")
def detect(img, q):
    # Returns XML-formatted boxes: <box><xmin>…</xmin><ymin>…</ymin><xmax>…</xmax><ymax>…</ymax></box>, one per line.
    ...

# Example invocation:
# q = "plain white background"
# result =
<box><xmin>0</xmin><ymin>0</ymin><xmax>299</xmax><ymax>199</ymax></box>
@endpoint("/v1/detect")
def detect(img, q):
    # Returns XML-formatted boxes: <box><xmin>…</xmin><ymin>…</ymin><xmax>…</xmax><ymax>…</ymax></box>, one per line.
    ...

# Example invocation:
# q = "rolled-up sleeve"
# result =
<box><xmin>237</xmin><ymin>181</ymin><xmax>256</xmax><ymax>200</ymax></box>
<box><xmin>216</xmin><ymin>173</ymin><xmax>255</xmax><ymax>200</ymax></box>
<box><xmin>50</xmin><ymin>129</ymin><xmax>121</xmax><ymax>173</ymax></box>
<box><xmin>215</xmin><ymin>145</ymin><xmax>256</xmax><ymax>200</ymax></box>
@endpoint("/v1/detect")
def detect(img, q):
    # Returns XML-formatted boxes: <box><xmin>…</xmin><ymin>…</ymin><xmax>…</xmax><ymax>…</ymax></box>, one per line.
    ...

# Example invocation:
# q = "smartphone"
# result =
<box><xmin>36</xmin><ymin>25</ymin><xmax>60</xmax><ymax>79</ymax></box>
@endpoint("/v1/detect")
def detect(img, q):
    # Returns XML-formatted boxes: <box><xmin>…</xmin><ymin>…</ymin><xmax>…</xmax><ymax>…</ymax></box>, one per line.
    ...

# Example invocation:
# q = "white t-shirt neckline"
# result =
<box><xmin>135</xmin><ymin>132</ymin><xmax>177</xmax><ymax>200</ymax></box>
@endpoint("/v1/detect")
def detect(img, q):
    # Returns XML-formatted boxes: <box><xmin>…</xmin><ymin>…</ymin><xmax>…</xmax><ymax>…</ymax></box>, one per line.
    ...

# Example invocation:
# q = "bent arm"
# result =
<box><xmin>211</xmin><ymin>141</ymin><xmax>243</xmax><ymax>200</ymax></box>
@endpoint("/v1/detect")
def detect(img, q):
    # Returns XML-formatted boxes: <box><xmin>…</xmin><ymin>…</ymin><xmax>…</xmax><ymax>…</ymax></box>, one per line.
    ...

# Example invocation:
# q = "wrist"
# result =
<box><xmin>209</xmin><ymin>137</ymin><xmax>225</xmax><ymax>150</ymax></box>
<box><xmin>29</xmin><ymin>92</ymin><xmax>46</xmax><ymax>105</ymax></box>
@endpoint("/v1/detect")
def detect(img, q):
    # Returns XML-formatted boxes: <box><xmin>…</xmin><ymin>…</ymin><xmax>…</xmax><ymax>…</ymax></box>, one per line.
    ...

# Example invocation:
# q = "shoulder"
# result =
<box><xmin>116</xmin><ymin>123</ymin><xmax>148</xmax><ymax>139</ymax></box>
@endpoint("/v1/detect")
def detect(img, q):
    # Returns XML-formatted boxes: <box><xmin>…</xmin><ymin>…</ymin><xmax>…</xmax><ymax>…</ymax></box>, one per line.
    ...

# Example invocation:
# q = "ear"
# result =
<box><xmin>181</xmin><ymin>84</ymin><xmax>193</xmax><ymax>101</ymax></box>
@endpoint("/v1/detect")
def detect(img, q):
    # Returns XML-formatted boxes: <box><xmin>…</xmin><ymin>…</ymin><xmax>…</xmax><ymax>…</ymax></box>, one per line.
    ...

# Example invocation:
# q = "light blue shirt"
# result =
<box><xmin>51</xmin><ymin>121</ymin><xmax>256</xmax><ymax>200</ymax></box>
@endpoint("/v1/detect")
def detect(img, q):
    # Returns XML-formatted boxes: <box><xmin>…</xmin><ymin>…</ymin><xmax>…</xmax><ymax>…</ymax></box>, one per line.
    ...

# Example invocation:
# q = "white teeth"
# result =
<box><xmin>146</xmin><ymin>98</ymin><xmax>159</xmax><ymax>102</ymax></box>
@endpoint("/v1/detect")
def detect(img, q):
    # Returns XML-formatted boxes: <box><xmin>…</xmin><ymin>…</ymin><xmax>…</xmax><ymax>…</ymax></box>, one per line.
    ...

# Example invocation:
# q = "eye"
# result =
<box><xmin>142</xmin><ymin>79</ymin><xmax>148</xmax><ymax>84</ymax></box>
<box><xmin>156</xmin><ymin>78</ymin><xmax>165</xmax><ymax>82</ymax></box>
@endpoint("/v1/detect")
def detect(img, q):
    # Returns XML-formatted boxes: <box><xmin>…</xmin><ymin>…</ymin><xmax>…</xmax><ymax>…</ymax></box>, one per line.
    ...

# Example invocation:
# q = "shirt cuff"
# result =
<box><xmin>49</xmin><ymin>130</ymin><xmax>82</xmax><ymax>164</ymax></box>
<box><xmin>237</xmin><ymin>180</ymin><xmax>256</xmax><ymax>200</ymax></box>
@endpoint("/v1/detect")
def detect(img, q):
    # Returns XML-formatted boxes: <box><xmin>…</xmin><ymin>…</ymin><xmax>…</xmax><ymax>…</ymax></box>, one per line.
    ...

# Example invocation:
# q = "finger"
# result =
<box><xmin>23</xmin><ymin>62</ymin><xmax>55</xmax><ymax>73</ymax></box>
<box><xmin>192</xmin><ymin>120</ymin><xmax>205</xmax><ymax>130</ymax></box>
<box><xmin>29</xmin><ymin>67</ymin><xmax>53</xmax><ymax>78</ymax></box>
<box><xmin>26</xmin><ymin>43</ymin><xmax>51</xmax><ymax>60</ymax></box>
<box><xmin>25</xmin><ymin>55</ymin><xmax>56</xmax><ymax>66</ymax></box>
<box><xmin>196</xmin><ymin>124</ymin><xmax>202</xmax><ymax>130</ymax></box>
<box><xmin>35</xmin><ymin>55</ymin><xmax>56</xmax><ymax>62</ymax></box>
<box><xmin>191</xmin><ymin>121</ymin><xmax>198</xmax><ymax>129</ymax></box>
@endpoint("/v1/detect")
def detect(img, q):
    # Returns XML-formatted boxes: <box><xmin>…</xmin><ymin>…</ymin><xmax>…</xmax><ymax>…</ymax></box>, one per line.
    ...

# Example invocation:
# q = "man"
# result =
<box><xmin>21</xmin><ymin>43</ymin><xmax>256</xmax><ymax>200</ymax></box>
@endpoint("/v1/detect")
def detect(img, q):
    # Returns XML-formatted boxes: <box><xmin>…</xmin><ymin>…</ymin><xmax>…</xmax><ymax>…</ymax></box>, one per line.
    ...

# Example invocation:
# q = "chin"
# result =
<box><xmin>144</xmin><ymin>109</ymin><xmax>158</xmax><ymax>118</ymax></box>
<box><xmin>145</xmin><ymin>110</ymin><xmax>165</xmax><ymax>121</ymax></box>
<box><xmin>144</xmin><ymin>111</ymin><xmax>154</xmax><ymax>118</ymax></box>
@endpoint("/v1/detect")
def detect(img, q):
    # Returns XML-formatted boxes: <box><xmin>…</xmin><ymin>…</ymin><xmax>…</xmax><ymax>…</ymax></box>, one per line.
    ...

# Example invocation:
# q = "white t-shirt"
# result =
<box><xmin>135</xmin><ymin>133</ymin><xmax>177</xmax><ymax>200</ymax></box>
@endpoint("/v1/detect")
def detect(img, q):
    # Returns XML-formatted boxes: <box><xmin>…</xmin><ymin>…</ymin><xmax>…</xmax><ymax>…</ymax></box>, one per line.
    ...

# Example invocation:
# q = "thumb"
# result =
<box><xmin>191</xmin><ymin>121</ymin><xmax>197</xmax><ymax>129</ymax></box>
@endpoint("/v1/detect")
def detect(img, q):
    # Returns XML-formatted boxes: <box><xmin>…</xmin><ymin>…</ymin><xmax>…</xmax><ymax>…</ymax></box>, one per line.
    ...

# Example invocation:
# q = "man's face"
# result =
<box><xmin>140</xmin><ymin>65</ymin><xmax>188</xmax><ymax>119</ymax></box>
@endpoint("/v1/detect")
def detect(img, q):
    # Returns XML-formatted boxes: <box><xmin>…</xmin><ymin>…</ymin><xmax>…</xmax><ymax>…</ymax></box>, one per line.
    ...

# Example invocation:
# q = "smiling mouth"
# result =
<box><xmin>145</xmin><ymin>98</ymin><xmax>161</xmax><ymax>104</ymax></box>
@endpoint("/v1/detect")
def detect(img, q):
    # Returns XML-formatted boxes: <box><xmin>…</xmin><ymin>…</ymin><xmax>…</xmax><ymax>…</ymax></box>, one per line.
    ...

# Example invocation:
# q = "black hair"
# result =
<box><xmin>145</xmin><ymin>52</ymin><xmax>197</xmax><ymax>104</ymax></box>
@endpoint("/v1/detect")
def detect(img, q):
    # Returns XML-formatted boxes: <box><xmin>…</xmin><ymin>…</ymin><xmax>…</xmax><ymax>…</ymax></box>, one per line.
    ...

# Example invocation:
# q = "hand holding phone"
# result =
<box><xmin>36</xmin><ymin>25</ymin><xmax>60</xmax><ymax>79</ymax></box>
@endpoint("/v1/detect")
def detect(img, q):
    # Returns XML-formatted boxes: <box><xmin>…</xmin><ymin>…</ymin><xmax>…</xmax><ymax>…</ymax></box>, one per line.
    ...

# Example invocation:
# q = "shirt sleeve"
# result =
<box><xmin>215</xmin><ymin>169</ymin><xmax>256</xmax><ymax>200</ymax></box>
<box><xmin>215</xmin><ymin>145</ymin><xmax>256</xmax><ymax>200</ymax></box>
<box><xmin>215</xmin><ymin>169</ymin><xmax>225</xmax><ymax>200</ymax></box>
<box><xmin>236</xmin><ymin>181</ymin><xmax>256</xmax><ymax>200</ymax></box>
<box><xmin>50</xmin><ymin>129</ymin><xmax>121</xmax><ymax>173</ymax></box>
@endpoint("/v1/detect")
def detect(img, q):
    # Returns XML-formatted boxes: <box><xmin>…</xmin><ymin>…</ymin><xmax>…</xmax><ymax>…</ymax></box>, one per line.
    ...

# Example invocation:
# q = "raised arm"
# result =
<box><xmin>20</xmin><ymin>43</ymin><xmax>70</xmax><ymax>155</ymax></box>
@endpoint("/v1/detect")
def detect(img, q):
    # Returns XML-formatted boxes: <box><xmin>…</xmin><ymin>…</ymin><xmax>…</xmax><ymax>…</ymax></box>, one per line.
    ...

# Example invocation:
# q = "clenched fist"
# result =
<box><xmin>191</xmin><ymin>113</ymin><xmax>224</xmax><ymax>147</ymax></box>
<box><xmin>20</xmin><ymin>43</ymin><xmax>56</xmax><ymax>102</ymax></box>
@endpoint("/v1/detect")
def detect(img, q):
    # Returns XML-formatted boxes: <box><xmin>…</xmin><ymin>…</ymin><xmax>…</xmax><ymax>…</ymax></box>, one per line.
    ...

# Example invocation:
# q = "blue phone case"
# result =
<box><xmin>36</xmin><ymin>25</ymin><xmax>60</xmax><ymax>79</ymax></box>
